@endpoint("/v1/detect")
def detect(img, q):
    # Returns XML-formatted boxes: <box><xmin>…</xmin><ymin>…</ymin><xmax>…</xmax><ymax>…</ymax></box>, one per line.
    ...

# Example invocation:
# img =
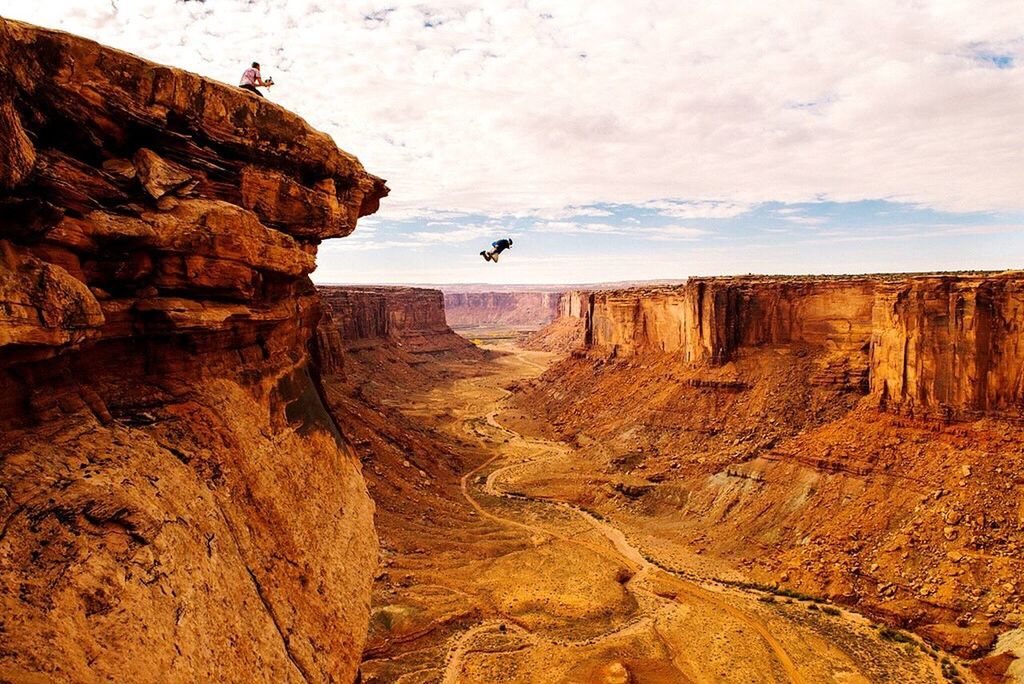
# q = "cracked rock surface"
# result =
<box><xmin>0</xmin><ymin>18</ymin><xmax>386</xmax><ymax>683</ymax></box>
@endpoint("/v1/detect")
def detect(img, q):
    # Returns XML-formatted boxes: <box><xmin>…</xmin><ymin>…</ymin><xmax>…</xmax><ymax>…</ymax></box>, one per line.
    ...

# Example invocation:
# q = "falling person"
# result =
<box><xmin>481</xmin><ymin>237</ymin><xmax>513</xmax><ymax>263</ymax></box>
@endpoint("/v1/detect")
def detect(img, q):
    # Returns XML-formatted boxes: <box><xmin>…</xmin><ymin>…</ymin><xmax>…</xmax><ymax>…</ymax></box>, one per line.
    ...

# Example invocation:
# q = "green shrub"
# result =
<box><xmin>878</xmin><ymin>627</ymin><xmax>913</xmax><ymax>643</ymax></box>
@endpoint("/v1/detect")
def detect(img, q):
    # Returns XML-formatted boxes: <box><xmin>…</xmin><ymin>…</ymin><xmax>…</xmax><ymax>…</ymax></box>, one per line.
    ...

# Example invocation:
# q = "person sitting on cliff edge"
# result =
<box><xmin>238</xmin><ymin>62</ymin><xmax>273</xmax><ymax>97</ymax></box>
<box><xmin>481</xmin><ymin>237</ymin><xmax>513</xmax><ymax>262</ymax></box>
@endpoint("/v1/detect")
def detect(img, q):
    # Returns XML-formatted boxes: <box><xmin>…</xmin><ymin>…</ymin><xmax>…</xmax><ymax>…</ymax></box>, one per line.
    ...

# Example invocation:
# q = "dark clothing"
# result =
<box><xmin>239</xmin><ymin>83</ymin><xmax>264</xmax><ymax>97</ymax></box>
<box><xmin>492</xmin><ymin>239</ymin><xmax>512</xmax><ymax>253</ymax></box>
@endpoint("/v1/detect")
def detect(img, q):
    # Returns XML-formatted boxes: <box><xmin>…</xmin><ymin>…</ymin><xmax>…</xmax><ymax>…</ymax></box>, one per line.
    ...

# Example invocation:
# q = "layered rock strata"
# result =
<box><xmin>318</xmin><ymin>286</ymin><xmax>480</xmax><ymax>357</ymax></box>
<box><xmin>442</xmin><ymin>290</ymin><xmax>561</xmax><ymax>329</ymax></box>
<box><xmin>870</xmin><ymin>275</ymin><xmax>1024</xmax><ymax>421</ymax></box>
<box><xmin>572</xmin><ymin>274</ymin><xmax>1023</xmax><ymax>417</ymax></box>
<box><xmin>0</xmin><ymin>19</ymin><xmax>386</xmax><ymax>682</ymax></box>
<box><xmin>521</xmin><ymin>289</ymin><xmax>590</xmax><ymax>352</ymax></box>
<box><xmin>514</xmin><ymin>272</ymin><xmax>1024</xmax><ymax>657</ymax></box>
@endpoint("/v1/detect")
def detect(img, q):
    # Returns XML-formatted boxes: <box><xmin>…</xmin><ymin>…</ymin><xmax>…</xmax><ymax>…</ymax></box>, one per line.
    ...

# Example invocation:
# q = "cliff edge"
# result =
<box><xmin>0</xmin><ymin>18</ymin><xmax>386</xmax><ymax>682</ymax></box>
<box><xmin>579</xmin><ymin>274</ymin><xmax>1024</xmax><ymax>419</ymax></box>
<box><xmin>514</xmin><ymin>273</ymin><xmax>1024</xmax><ymax>656</ymax></box>
<box><xmin>319</xmin><ymin>286</ymin><xmax>482</xmax><ymax>357</ymax></box>
<box><xmin>443</xmin><ymin>290</ymin><xmax>561</xmax><ymax>330</ymax></box>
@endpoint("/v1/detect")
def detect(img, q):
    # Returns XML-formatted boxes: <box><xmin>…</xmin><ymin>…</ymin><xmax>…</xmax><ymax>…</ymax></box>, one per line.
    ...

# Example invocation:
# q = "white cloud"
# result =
<box><xmin>407</xmin><ymin>223</ymin><xmax>497</xmax><ymax>243</ymax></box>
<box><xmin>643</xmin><ymin>200</ymin><xmax>754</xmax><ymax>219</ymax></box>
<box><xmin>533</xmin><ymin>221</ymin><xmax>627</xmax><ymax>235</ymax></box>
<box><xmin>781</xmin><ymin>215</ymin><xmax>829</xmax><ymax>226</ymax></box>
<box><xmin>797</xmin><ymin>223</ymin><xmax>1024</xmax><ymax>244</ymax></box>
<box><xmin>525</xmin><ymin>206</ymin><xmax>616</xmax><ymax>220</ymax></box>
<box><xmin>637</xmin><ymin>225</ymin><xmax>707</xmax><ymax>240</ymax></box>
<box><xmin>5</xmin><ymin>0</ymin><xmax>1023</xmax><ymax>220</ymax></box>
<box><xmin>532</xmin><ymin>221</ymin><xmax>706</xmax><ymax>240</ymax></box>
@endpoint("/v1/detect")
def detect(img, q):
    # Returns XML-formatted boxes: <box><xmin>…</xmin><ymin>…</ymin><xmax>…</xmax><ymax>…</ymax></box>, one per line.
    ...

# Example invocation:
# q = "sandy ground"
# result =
<box><xmin>357</xmin><ymin>344</ymin><xmax>970</xmax><ymax>683</ymax></box>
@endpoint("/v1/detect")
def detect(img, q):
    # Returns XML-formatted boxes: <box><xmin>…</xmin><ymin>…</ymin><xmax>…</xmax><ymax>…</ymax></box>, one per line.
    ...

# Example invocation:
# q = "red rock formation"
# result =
<box><xmin>442</xmin><ymin>289</ymin><xmax>561</xmax><ymax>329</ymax></box>
<box><xmin>871</xmin><ymin>274</ymin><xmax>1024</xmax><ymax>421</ymax></box>
<box><xmin>319</xmin><ymin>286</ymin><xmax>481</xmax><ymax>357</ymax></box>
<box><xmin>522</xmin><ymin>290</ymin><xmax>590</xmax><ymax>352</ymax></box>
<box><xmin>562</xmin><ymin>274</ymin><xmax>1024</xmax><ymax>408</ymax></box>
<box><xmin>514</xmin><ymin>272</ymin><xmax>1024</xmax><ymax>655</ymax></box>
<box><xmin>0</xmin><ymin>19</ymin><xmax>386</xmax><ymax>683</ymax></box>
<box><xmin>588</xmin><ymin>278</ymin><xmax>863</xmax><ymax>358</ymax></box>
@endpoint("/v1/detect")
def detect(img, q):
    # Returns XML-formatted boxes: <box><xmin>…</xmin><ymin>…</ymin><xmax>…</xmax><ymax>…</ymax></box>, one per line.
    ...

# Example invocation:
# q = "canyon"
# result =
<box><xmin>2</xmin><ymin>16</ymin><xmax>1022</xmax><ymax>684</ymax></box>
<box><xmin>319</xmin><ymin>286</ymin><xmax>480</xmax><ymax>358</ymax></box>
<box><xmin>322</xmin><ymin>277</ymin><xmax>1015</xmax><ymax>682</ymax></box>
<box><xmin>507</xmin><ymin>275</ymin><xmax>1024</xmax><ymax>670</ymax></box>
<box><xmin>441</xmin><ymin>286</ymin><xmax>562</xmax><ymax>332</ymax></box>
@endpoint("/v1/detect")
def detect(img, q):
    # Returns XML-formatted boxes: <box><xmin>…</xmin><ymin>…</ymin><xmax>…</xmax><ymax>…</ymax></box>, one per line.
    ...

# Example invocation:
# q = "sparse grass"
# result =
<box><xmin>757</xmin><ymin>595</ymin><xmax>776</xmax><ymax>604</ymax></box>
<box><xmin>878</xmin><ymin>627</ymin><xmax>914</xmax><ymax>644</ymax></box>
<box><xmin>941</xmin><ymin>659</ymin><xmax>961</xmax><ymax>682</ymax></box>
<box><xmin>821</xmin><ymin>605</ymin><xmax>841</xmax><ymax>616</ymax></box>
<box><xmin>735</xmin><ymin>581</ymin><xmax>821</xmax><ymax>602</ymax></box>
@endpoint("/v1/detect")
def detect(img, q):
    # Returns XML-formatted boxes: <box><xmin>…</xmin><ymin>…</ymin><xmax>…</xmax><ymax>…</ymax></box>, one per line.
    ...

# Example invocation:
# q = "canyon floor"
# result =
<box><xmin>339</xmin><ymin>342</ymin><xmax>970</xmax><ymax>683</ymax></box>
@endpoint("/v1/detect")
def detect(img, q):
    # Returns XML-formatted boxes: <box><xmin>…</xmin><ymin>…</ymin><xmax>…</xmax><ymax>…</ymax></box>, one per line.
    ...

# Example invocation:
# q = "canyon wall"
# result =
<box><xmin>558</xmin><ymin>288</ymin><xmax>590</xmax><ymax>320</ymax></box>
<box><xmin>517</xmin><ymin>273</ymin><xmax>1024</xmax><ymax>655</ymax></box>
<box><xmin>442</xmin><ymin>289</ymin><xmax>561</xmax><ymax>329</ymax></box>
<box><xmin>870</xmin><ymin>275</ymin><xmax>1024</xmax><ymax>421</ymax></box>
<box><xmin>318</xmin><ymin>286</ymin><xmax>479</xmax><ymax>356</ymax></box>
<box><xmin>587</xmin><ymin>277</ymin><xmax>875</xmax><ymax>363</ymax></box>
<box><xmin>573</xmin><ymin>274</ymin><xmax>1023</xmax><ymax>417</ymax></box>
<box><xmin>0</xmin><ymin>19</ymin><xmax>386</xmax><ymax>683</ymax></box>
<box><xmin>521</xmin><ymin>289</ymin><xmax>590</xmax><ymax>352</ymax></box>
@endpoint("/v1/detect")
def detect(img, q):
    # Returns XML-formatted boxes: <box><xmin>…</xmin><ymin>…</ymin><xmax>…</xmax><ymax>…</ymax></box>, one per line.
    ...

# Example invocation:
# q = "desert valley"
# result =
<box><xmin>2</xmin><ymin>16</ymin><xmax>1023</xmax><ymax>684</ymax></box>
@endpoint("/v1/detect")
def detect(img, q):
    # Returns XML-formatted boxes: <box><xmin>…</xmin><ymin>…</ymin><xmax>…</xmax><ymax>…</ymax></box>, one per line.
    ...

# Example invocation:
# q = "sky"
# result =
<box><xmin>3</xmin><ymin>1</ymin><xmax>1023</xmax><ymax>284</ymax></box>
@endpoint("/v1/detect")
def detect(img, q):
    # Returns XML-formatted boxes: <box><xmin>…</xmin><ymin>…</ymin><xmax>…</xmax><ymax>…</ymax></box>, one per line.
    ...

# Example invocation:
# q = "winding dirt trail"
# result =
<box><xmin>363</xmin><ymin>345</ymin><xmax>956</xmax><ymax>683</ymax></box>
<box><xmin>451</xmin><ymin>386</ymin><xmax>808</xmax><ymax>684</ymax></box>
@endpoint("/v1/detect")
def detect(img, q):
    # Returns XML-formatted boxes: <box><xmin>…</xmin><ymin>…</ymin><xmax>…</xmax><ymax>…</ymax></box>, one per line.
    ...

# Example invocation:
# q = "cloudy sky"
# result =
<box><xmin>3</xmin><ymin>1</ymin><xmax>1023</xmax><ymax>284</ymax></box>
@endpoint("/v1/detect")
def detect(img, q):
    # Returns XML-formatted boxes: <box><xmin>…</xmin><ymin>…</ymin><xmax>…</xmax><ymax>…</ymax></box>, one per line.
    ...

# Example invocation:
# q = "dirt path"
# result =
<box><xmin>367</xmin><ymin>345</ymin><xmax>958</xmax><ymax>683</ymax></box>
<box><xmin>450</xmin><ymin>375</ymin><xmax>810</xmax><ymax>683</ymax></box>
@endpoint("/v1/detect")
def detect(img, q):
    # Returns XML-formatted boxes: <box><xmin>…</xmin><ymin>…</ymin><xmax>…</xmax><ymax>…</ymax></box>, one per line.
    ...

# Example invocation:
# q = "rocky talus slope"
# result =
<box><xmin>311</xmin><ymin>288</ymin><xmax>496</xmax><ymax>680</ymax></box>
<box><xmin>513</xmin><ymin>274</ymin><xmax>1024</xmax><ymax>660</ymax></box>
<box><xmin>0</xmin><ymin>19</ymin><xmax>386</xmax><ymax>683</ymax></box>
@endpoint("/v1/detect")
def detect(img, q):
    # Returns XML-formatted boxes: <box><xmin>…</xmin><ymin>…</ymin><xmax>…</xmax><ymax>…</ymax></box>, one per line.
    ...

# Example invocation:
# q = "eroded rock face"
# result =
<box><xmin>587</xmin><ymin>277</ymin><xmax>877</xmax><ymax>362</ymax></box>
<box><xmin>574</xmin><ymin>274</ymin><xmax>1024</xmax><ymax>410</ymax></box>
<box><xmin>522</xmin><ymin>290</ymin><xmax>590</xmax><ymax>352</ymax></box>
<box><xmin>871</xmin><ymin>275</ymin><xmax>1024</xmax><ymax>420</ymax></box>
<box><xmin>0</xmin><ymin>18</ymin><xmax>387</xmax><ymax>682</ymax></box>
<box><xmin>318</xmin><ymin>286</ymin><xmax>481</xmax><ymax>357</ymax></box>
<box><xmin>518</xmin><ymin>272</ymin><xmax>1024</xmax><ymax>655</ymax></box>
<box><xmin>442</xmin><ymin>289</ymin><xmax>562</xmax><ymax>329</ymax></box>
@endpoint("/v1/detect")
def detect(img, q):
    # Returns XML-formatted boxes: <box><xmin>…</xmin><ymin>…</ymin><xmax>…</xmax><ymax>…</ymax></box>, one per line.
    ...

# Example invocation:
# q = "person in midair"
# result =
<box><xmin>238</xmin><ymin>62</ymin><xmax>273</xmax><ymax>97</ymax></box>
<box><xmin>481</xmin><ymin>237</ymin><xmax>513</xmax><ymax>262</ymax></box>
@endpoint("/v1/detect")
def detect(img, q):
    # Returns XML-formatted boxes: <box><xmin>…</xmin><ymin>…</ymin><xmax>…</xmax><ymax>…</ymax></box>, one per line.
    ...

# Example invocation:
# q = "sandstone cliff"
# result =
<box><xmin>318</xmin><ymin>286</ymin><xmax>481</xmax><ymax>357</ymax></box>
<box><xmin>521</xmin><ymin>289</ymin><xmax>589</xmax><ymax>352</ymax></box>
<box><xmin>0</xmin><ymin>18</ymin><xmax>386</xmax><ymax>682</ymax></box>
<box><xmin>442</xmin><ymin>289</ymin><xmax>561</xmax><ymax>329</ymax></box>
<box><xmin>514</xmin><ymin>273</ymin><xmax>1024</xmax><ymax>657</ymax></box>
<box><xmin>572</xmin><ymin>273</ymin><xmax>1024</xmax><ymax>417</ymax></box>
<box><xmin>871</xmin><ymin>275</ymin><xmax>1024</xmax><ymax>421</ymax></box>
